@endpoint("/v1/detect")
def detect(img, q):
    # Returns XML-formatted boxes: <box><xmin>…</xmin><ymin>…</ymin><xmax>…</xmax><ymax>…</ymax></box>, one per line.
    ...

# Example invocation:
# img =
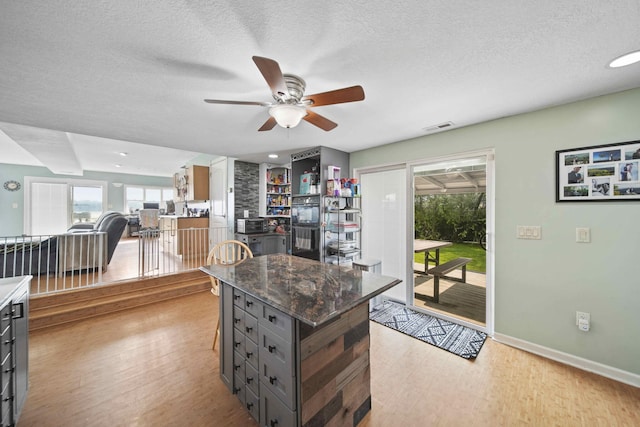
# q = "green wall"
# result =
<box><xmin>351</xmin><ymin>88</ymin><xmax>640</xmax><ymax>376</ymax></box>
<box><xmin>0</xmin><ymin>164</ymin><xmax>172</xmax><ymax>236</ymax></box>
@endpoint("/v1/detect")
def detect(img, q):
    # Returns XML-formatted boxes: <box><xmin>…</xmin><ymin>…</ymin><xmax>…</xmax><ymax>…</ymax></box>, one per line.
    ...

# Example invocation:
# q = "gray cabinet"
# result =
<box><xmin>235</xmin><ymin>233</ymin><xmax>287</xmax><ymax>256</ymax></box>
<box><xmin>0</xmin><ymin>276</ymin><xmax>30</xmax><ymax>427</ymax></box>
<box><xmin>220</xmin><ymin>286</ymin><xmax>298</xmax><ymax>425</ymax></box>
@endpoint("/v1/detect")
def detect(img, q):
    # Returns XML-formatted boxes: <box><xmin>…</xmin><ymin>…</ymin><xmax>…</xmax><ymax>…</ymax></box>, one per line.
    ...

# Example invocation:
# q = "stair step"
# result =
<box><xmin>29</xmin><ymin>271</ymin><xmax>212</xmax><ymax>331</ymax></box>
<box><xmin>30</xmin><ymin>270</ymin><xmax>210</xmax><ymax>310</ymax></box>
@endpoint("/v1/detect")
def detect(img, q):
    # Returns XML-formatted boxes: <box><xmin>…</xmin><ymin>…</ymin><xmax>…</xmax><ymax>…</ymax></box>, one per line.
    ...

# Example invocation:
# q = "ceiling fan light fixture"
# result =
<box><xmin>608</xmin><ymin>50</ymin><xmax>640</xmax><ymax>68</ymax></box>
<box><xmin>269</xmin><ymin>104</ymin><xmax>307</xmax><ymax>128</ymax></box>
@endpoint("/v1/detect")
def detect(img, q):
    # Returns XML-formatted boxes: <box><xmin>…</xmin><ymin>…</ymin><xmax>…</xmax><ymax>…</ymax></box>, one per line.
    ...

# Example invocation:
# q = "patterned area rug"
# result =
<box><xmin>369</xmin><ymin>300</ymin><xmax>487</xmax><ymax>359</ymax></box>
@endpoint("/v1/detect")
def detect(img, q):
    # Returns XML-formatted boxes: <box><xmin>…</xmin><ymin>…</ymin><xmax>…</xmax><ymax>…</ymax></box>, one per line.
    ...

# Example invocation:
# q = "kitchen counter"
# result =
<box><xmin>200</xmin><ymin>254</ymin><xmax>400</xmax><ymax>425</ymax></box>
<box><xmin>200</xmin><ymin>253</ymin><xmax>399</xmax><ymax>327</ymax></box>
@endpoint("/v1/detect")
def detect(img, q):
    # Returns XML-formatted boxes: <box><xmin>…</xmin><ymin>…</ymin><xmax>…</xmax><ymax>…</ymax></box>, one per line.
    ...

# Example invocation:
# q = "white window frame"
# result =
<box><xmin>23</xmin><ymin>176</ymin><xmax>108</xmax><ymax>235</ymax></box>
<box><xmin>123</xmin><ymin>184</ymin><xmax>174</xmax><ymax>214</ymax></box>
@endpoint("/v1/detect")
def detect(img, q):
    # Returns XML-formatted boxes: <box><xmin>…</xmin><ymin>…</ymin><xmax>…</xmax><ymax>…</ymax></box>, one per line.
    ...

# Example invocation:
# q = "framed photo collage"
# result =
<box><xmin>556</xmin><ymin>140</ymin><xmax>640</xmax><ymax>202</ymax></box>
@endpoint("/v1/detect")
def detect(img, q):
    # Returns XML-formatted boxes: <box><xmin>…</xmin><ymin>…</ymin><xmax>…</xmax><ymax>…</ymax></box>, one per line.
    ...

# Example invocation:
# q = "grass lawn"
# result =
<box><xmin>414</xmin><ymin>242</ymin><xmax>486</xmax><ymax>273</ymax></box>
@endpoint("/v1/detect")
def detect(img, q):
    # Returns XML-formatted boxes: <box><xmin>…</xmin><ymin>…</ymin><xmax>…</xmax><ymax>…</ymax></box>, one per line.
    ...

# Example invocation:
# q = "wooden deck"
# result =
<box><xmin>413</xmin><ymin>262</ymin><xmax>486</xmax><ymax>326</ymax></box>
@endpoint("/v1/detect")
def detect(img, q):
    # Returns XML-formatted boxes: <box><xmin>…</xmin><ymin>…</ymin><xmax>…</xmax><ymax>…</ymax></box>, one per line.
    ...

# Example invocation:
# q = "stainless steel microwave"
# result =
<box><xmin>237</xmin><ymin>218</ymin><xmax>266</xmax><ymax>234</ymax></box>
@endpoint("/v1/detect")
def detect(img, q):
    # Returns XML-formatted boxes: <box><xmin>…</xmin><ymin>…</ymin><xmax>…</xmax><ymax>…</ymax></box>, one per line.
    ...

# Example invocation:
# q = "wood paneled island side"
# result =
<box><xmin>200</xmin><ymin>254</ymin><xmax>400</xmax><ymax>427</ymax></box>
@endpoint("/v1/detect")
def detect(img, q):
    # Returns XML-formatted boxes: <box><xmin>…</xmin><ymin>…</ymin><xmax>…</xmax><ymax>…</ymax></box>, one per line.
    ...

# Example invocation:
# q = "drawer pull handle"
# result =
<box><xmin>234</xmin><ymin>318</ymin><xmax>241</xmax><ymax>324</ymax></box>
<box><xmin>269</xmin><ymin>376</ymin><xmax>277</xmax><ymax>385</ymax></box>
<box><xmin>270</xmin><ymin>419</ymin><xmax>278</xmax><ymax>427</ymax></box>
<box><xmin>234</xmin><ymin>341</ymin><xmax>241</xmax><ymax>348</ymax></box>
<box><xmin>268</xmin><ymin>345</ymin><xmax>276</xmax><ymax>353</ymax></box>
<box><xmin>234</xmin><ymin>364</ymin><xmax>241</xmax><ymax>371</ymax></box>
<box><xmin>234</xmin><ymin>294</ymin><xmax>241</xmax><ymax>300</ymax></box>
<box><xmin>233</xmin><ymin>387</ymin><xmax>241</xmax><ymax>394</ymax></box>
<box><xmin>268</xmin><ymin>314</ymin><xmax>276</xmax><ymax>322</ymax></box>
<box><xmin>246</xmin><ymin>301</ymin><xmax>253</xmax><ymax>307</ymax></box>
<box><xmin>245</xmin><ymin>326</ymin><xmax>253</xmax><ymax>333</ymax></box>
<box><xmin>247</xmin><ymin>402</ymin><xmax>254</xmax><ymax>410</ymax></box>
<box><xmin>246</xmin><ymin>376</ymin><xmax>253</xmax><ymax>384</ymax></box>
<box><xmin>246</xmin><ymin>352</ymin><xmax>253</xmax><ymax>358</ymax></box>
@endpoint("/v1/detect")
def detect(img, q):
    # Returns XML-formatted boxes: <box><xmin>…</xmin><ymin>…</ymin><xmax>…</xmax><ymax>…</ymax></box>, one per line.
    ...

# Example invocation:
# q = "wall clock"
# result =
<box><xmin>3</xmin><ymin>180</ymin><xmax>21</xmax><ymax>191</ymax></box>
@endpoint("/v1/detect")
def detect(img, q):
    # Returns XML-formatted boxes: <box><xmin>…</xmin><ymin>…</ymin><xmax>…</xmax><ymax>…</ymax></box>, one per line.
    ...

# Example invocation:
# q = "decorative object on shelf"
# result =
<box><xmin>556</xmin><ymin>139</ymin><xmax>640</xmax><ymax>202</ymax></box>
<box><xmin>3</xmin><ymin>180</ymin><xmax>21</xmax><ymax>191</ymax></box>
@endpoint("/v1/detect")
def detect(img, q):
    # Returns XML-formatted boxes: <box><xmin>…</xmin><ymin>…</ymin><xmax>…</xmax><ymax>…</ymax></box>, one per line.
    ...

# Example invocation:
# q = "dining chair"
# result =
<box><xmin>206</xmin><ymin>239</ymin><xmax>253</xmax><ymax>350</ymax></box>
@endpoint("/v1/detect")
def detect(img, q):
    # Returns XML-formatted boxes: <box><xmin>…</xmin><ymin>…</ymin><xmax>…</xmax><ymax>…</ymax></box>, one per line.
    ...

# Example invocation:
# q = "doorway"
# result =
<box><xmin>410</xmin><ymin>153</ymin><xmax>493</xmax><ymax>332</ymax></box>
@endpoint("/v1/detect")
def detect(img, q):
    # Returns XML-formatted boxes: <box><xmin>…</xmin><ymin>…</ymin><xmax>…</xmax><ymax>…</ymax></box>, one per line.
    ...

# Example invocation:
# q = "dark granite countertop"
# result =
<box><xmin>200</xmin><ymin>254</ymin><xmax>401</xmax><ymax>327</ymax></box>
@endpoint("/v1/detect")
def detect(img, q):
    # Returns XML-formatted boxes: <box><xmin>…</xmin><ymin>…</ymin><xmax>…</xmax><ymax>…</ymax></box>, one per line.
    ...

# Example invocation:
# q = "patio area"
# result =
<box><xmin>413</xmin><ymin>261</ymin><xmax>486</xmax><ymax>326</ymax></box>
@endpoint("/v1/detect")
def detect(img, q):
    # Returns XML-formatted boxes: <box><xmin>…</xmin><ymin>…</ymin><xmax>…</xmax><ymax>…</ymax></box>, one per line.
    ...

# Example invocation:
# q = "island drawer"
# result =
<box><xmin>259</xmin><ymin>327</ymin><xmax>295</xmax><ymax>376</ymax></box>
<box><xmin>244</xmin><ymin>294</ymin><xmax>262</xmax><ymax>318</ymax></box>
<box><xmin>232</xmin><ymin>289</ymin><xmax>245</xmax><ymax>308</ymax></box>
<box><xmin>261</xmin><ymin>356</ymin><xmax>296</xmax><ymax>409</ymax></box>
<box><xmin>260</xmin><ymin>383</ymin><xmax>297</xmax><ymax>427</ymax></box>
<box><xmin>233</xmin><ymin>351</ymin><xmax>246</xmax><ymax>382</ymax></box>
<box><xmin>246</xmin><ymin>387</ymin><xmax>260</xmax><ymax>422</ymax></box>
<box><xmin>233</xmin><ymin>334</ymin><xmax>246</xmax><ymax>357</ymax></box>
<box><xmin>234</xmin><ymin>373</ymin><xmax>246</xmax><ymax>406</ymax></box>
<box><xmin>245</xmin><ymin>363</ymin><xmax>259</xmax><ymax>396</ymax></box>
<box><xmin>233</xmin><ymin>306</ymin><xmax>246</xmax><ymax>333</ymax></box>
<box><xmin>259</xmin><ymin>304</ymin><xmax>293</xmax><ymax>339</ymax></box>
<box><xmin>245</xmin><ymin>339</ymin><xmax>258</xmax><ymax>370</ymax></box>
<box><xmin>244</xmin><ymin>313</ymin><xmax>259</xmax><ymax>343</ymax></box>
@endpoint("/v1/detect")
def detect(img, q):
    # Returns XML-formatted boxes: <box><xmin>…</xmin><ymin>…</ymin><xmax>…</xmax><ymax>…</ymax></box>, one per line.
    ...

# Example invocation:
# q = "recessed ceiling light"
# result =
<box><xmin>119</xmin><ymin>152</ymin><xmax>128</xmax><ymax>156</ymax></box>
<box><xmin>268</xmin><ymin>154</ymin><xmax>279</xmax><ymax>159</ymax></box>
<box><xmin>115</xmin><ymin>164</ymin><xmax>122</xmax><ymax>168</ymax></box>
<box><xmin>608</xmin><ymin>50</ymin><xmax>640</xmax><ymax>68</ymax></box>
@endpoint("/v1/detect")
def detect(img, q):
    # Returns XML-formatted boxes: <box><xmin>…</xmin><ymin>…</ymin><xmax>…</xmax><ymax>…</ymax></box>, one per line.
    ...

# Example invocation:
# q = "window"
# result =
<box><xmin>24</xmin><ymin>177</ymin><xmax>107</xmax><ymax>235</ymax></box>
<box><xmin>124</xmin><ymin>185</ymin><xmax>174</xmax><ymax>214</ymax></box>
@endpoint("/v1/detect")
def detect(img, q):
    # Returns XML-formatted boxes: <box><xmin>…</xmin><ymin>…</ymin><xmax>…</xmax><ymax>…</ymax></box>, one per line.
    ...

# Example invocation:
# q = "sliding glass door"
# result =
<box><xmin>25</xmin><ymin>177</ymin><xmax>107</xmax><ymax>235</ymax></box>
<box><xmin>359</xmin><ymin>167</ymin><xmax>408</xmax><ymax>303</ymax></box>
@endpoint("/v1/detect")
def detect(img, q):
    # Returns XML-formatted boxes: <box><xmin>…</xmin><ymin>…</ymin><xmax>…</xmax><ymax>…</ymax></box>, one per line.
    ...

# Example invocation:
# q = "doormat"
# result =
<box><xmin>369</xmin><ymin>300</ymin><xmax>487</xmax><ymax>359</ymax></box>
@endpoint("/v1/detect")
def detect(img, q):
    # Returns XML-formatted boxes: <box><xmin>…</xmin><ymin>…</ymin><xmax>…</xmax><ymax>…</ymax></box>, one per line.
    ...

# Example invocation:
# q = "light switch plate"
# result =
<box><xmin>517</xmin><ymin>225</ymin><xmax>542</xmax><ymax>240</ymax></box>
<box><xmin>576</xmin><ymin>227</ymin><xmax>590</xmax><ymax>243</ymax></box>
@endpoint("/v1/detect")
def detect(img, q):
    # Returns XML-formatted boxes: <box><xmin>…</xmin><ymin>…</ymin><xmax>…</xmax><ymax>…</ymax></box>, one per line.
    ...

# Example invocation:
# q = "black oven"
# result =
<box><xmin>291</xmin><ymin>195</ymin><xmax>321</xmax><ymax>260</ymax></box>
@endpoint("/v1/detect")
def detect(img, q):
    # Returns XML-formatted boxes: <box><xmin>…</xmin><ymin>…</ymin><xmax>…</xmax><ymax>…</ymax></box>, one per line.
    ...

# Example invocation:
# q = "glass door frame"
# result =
<box><xmin>407</xmin><ymin>149</ymin><xmax>494</xmax><ymax>335</ymax></box>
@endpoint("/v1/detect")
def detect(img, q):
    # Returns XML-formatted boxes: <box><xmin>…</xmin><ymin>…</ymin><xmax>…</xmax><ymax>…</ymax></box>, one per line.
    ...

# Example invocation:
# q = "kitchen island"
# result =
<box><xmin>200</xmin><ymin>254</ymin><xmax>400</xmax><ymax>427</ymax></box>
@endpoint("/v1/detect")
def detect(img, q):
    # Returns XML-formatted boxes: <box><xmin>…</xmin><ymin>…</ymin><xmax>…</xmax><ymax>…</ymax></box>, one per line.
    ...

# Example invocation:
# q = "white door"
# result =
<box><xmin>209</xmin><ymin>157</ymin><xmax>229</xmax><ymax>248</ymax></box>
<box><xmin>359</xmin><ymin>167</ymin><xmax>408</xmax><ymax>303</ymax></box>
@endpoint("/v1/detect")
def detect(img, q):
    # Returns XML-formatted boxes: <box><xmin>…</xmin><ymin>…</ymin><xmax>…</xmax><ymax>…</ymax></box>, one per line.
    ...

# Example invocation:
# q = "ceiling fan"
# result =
<box><xmin>204</xmin><ymin>56</ymin><xmax>365</xmax><ymax>132</ymax></box>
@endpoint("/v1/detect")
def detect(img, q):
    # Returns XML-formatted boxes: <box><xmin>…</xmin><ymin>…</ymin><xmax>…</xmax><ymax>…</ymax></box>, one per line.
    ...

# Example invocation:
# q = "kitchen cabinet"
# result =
<box><xmin>0</xmin><ymin>275</ymin><xmax>30</xmax><ymax>427</ymax></box>
<box><xmin>235</xmin><ymin>233</ymin><xmax>287</xmax><ymax>256</ymax></box>
<box><xmin>259</xmin><ymin>164</ymin><xmax>291</xmax><ymax>217</ymax></box>
<box><xmin>176</xmin><ymin>217</ymin><xmax>209</xmax><ymax>259</ymax></box>
<box><xmin>202</xmin><ymin>255</ymin><xmax>401</xmax><ymax>427</ymax></box>
<box><xmin>174</xmin><ymin>165</ymin><xmax>210</xmax><ymax>202</ymax></box>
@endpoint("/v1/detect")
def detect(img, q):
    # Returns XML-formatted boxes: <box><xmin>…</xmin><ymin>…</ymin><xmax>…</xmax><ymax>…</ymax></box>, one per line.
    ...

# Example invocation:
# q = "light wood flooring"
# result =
<box><xmin>19</xmin><ymin>292</ymin><xmax>640</xmax><ymax>426</ymax></box>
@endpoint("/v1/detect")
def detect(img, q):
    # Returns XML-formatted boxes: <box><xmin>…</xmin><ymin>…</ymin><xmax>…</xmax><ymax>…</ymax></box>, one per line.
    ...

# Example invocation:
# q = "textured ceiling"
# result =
<box><xmin>1</xmin><ymin>1</ymin><xmax>640</xmax><ymax>176</ymax></box>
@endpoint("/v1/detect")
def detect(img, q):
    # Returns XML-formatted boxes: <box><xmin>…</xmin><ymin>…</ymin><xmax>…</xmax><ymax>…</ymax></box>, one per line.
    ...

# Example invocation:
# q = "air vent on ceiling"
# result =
<box><xmin>423</xmin><ymin>121</ymin><xmax>455</xmax><ymax>134</ymax></box>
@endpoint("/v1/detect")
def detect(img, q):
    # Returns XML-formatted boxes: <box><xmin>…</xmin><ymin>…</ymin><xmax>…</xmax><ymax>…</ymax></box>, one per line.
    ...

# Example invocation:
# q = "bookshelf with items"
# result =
<box><xmin>323</xmin><ymin>196</ymin><xmax>361</xmax><ymax>266</ymax></box>
<box><xmin>260</xmin><ymin>164</ymin><xmax>291</xmax><ymax>217</ymax></box>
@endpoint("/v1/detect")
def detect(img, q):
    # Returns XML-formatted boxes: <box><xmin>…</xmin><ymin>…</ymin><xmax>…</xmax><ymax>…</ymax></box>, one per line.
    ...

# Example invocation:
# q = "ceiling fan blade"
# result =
<box><xmin>303</xmin><ymin>110</ymin><xmax>338</xmax><ymax>131</ymax></box>
<box><xmin>258</xmin><ymin>116</ymin><xmax>277</xmax><ymax>132</ymax></box>
<box><xmin>302</xmin><ymin>85</ymin><xmax>365</xmax><ymax>107</ymax></box>
<box><xmin>252</xmin><ymin>56</ymin><xmax>290</xmax><ymax>100</ymax></box>
<box><xmin>204</xmin><ymin>99</ymin><xmax>270</xmax><ymax>106</ymax></box>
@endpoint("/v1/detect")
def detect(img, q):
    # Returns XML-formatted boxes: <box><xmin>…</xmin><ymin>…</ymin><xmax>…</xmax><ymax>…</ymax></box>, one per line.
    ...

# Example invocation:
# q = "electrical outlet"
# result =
<box><xmin>576</xmin><ymin>311</ymin><xmax>590</xmax><ymax>332</ymax></box>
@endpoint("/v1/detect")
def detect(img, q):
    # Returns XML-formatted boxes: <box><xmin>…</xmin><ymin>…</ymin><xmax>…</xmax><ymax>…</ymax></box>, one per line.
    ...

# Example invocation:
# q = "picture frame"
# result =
<box><xmin>556</xmin><ymin>140</ymin><xmax>640</xmax><ymax>202</ymax></box>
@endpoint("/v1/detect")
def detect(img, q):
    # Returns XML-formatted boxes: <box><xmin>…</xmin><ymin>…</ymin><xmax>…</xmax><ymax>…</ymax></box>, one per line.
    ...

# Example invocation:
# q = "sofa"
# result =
<box><xmin>0</xmin><ymin>212</ymin><xmax>128</xmax><ymax>278</ymax></box>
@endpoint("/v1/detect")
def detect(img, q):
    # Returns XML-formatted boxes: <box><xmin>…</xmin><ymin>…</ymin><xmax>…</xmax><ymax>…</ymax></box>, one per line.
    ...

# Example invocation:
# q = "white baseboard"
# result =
<box><xmin>492</xmin><ymin>333</ymin><xmax>640</xmax><ymax>388</ymax></box>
